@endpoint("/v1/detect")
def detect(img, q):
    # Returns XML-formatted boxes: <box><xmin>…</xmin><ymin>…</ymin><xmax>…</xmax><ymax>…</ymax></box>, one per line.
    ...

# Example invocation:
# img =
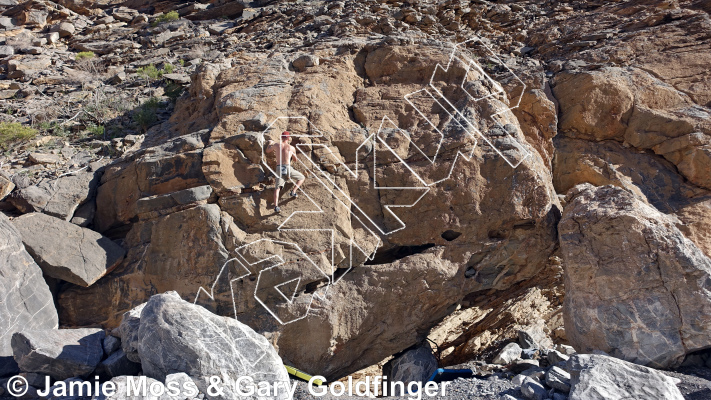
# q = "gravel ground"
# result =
<box><xmin>293</xmin><ymin>366</ymin><xmax>711</xmax><ymax>400</ymax></box>
<box><xmin>292</xmin><ymin>375</ymin><xmax>522</xmax><ymax>400</ymax></box>
<box><xmin>664</xmin><ymin>367</ymin><xmax>711</xmax><ymax>400</ymax></box>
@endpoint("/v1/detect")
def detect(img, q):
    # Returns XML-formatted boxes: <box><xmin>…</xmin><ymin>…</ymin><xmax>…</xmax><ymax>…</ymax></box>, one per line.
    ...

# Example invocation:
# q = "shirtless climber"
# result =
<box><xmin>266</xmin><ymin>131</ymin><xmax>305</xmax><ymax>213</ymax></box>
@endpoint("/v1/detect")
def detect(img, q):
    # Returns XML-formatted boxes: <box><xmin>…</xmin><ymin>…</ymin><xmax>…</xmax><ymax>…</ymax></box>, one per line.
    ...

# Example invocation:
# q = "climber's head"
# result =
<box><xmin>281</xmin><ymin>131</ymin><xmax>291</xmax><ymax>142</ymax></box>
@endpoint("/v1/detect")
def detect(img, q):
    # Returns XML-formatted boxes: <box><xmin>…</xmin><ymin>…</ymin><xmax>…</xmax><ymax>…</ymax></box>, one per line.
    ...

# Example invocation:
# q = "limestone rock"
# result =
<box><xmin>383</xmin><ymin>342</ymin><xmax>437</xmax><ymax>385</ymax></box>
<box><xmin>545</xmin><ymin>366</ymin><xmax>571</xmax><ymax>392</ymax></box>
<box><xmin>137</xmin><ymin>292</ymin><xmax>290</xmax><ymax>399</ymax></box>
<box><xmin>12</xmin><ymin>213</ymin><xmax>126</xmax><ymax>287</ymax></box>
<box><xmin>0</xmin><ymin>214</ymin><xmax>57</xmax><ymax>373</ymax></box>
<box><xmin>115</xmin><ymin>302</ymin><xmax>145</xmax><ymax>363</ymax></box>
<box><xmin>567</xmin><ymin>354</ymin><xmax>684</xmax><ymax>400</ymax></box>
<box><xmin>493</xmin><ymin>343</ymin><xmax>523</xmax><ymax>365</ymax></box>
<box><xmin>559</xmin><ymin>184</ymin><xmax>711</xmax><ymax>368</ymax></box>
<box><xmin>520</xmin><ymin>376</ymin><xmax>547</xmax><ymax>400</ymax></box>
<box><xmin>11</xmin><ymin>328</ymin><xmax>105</xmax><ymax>380</ymax></box>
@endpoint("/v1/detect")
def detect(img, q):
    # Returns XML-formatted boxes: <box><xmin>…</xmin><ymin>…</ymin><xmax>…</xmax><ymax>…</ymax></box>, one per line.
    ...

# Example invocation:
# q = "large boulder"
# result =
<box><xmin>59</xmin><ymin>41</ymin><xmax>561</xmax><ymax>381</ymax></box>
<box><xmin>137</xmin><ymin>292</ymin><xmax>291</xmax><ymax>399</ymax></box>
<box><xmin>567</xmin><ymin>354</ymin><xmax>684</xmax><ymax>400</ymax></box>
<box><xmin>11</xmin><ymin>328</ymin><xmax>105</xmax><ymax>380</ymax></box>
<box><xmin>559</xmin><ymin>184</ymin><xmax>711</xmax><ymax>368</ymax></box>
<box><xmin>12</xmin><ymin>213</ymin><xmax>126</xmax><ymax>287</ymax></box>
<box><xmin>0</xmin><ymin>214</ymin><xmax>58</xmax><ymax>375</ymax></box>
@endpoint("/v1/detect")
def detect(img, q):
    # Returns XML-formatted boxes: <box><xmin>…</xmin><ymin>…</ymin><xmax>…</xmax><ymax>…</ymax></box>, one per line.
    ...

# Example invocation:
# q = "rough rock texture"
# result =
<box><xmin>8</xmin><ymin>172</ymin><xmax>100</xmax><ymax>221</ymax></box>
<box><xmin>12</xmin><ymin>213</ymin><xmax>126</xmax><ymax>287</ymax></box>
<box><xmin>137</xmin><ymin>292</ymin><xmax>290</xmax><ymax>399</ymax></box>
<box><xmin>11</xmin><ymin>328</ymin><xmax>105</xmax><ymax>380</ymax></box>
<box><xmin>0</xmin><ymin>213</ymin><xmax>58</xmax><ymax>373</ymax></box>
<box><xmin>567</xmin><ymin>354</ymin><xmax>684</xmax><ymax>400</ymax></box>
<box><xmin>1</xmin><ymin>0</ymin><xmax>709</xmax><ymax>389</ymax></box>
<box><xmin>57</xmin><ymin>40</ymin><xmax>560</xmax><ymax>380</ymax></box>
<box><xmin>115</xmin><ymin>302</ymin><xmax>145</xmax><ymax>363</ymax></box>
<box><xmin>383</xmin><ymin>342</ymin><xmax>438</xmax><ymax>385</ymax></box>
<box><xmin>559</xmin><ymin>184</ymin><xmax>711</xmax><ymax>368</ymax></box>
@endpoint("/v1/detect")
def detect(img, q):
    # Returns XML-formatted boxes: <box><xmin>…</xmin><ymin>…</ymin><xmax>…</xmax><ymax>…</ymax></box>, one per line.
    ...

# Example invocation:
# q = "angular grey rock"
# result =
<box><xmin>383</xmin><ymin>342</ymin><xmax>437</xmax><ymax>392</ymax></box>
<box><xmin>547</xmin><ymin>349</ymin><xmax>570</xmax><ymax>365</ymax></box>
<box><xmin>520</xmin><ymin>376</ymin><xmax>547</xmax><ymax>400</ymax></box>
<box><xmin>545</xmin><ymin>366</ymin><xmax>571</xmax><ymax>393</ymax></box>
<box><xmin>102</xmin><ymin>335</ymin><xmax>121</xmax><ymax>356</ymax></box>
<box><xmin>116</xmin><ymin>302</ymin><xmax>146</xmax><ymax>363</ymax></box>
<box><xmin>137</xmin><ymin>292</ymin><xmax>290</xmax><ymax>399</ymax></box>
<box><xmin>8</xmin><ymin>185</ymin><xmax>51</xmax><ymax>213</ymax></box>
<box><xmin>518</xmin><ymin>330</ymin><xmax>538</xmax><ymax>350</ymax></box>
<box><xmin>96</xmin><ymin>349</ymin><xmax>141</xmax><ymax>378</ymax></box>
<box><xmin>11</xmin><ymin>328</ymin><xmax>105</xmax><ymax>380</ymax></box>
<box><xmin>12</xmin><ymin>213</ymin><xmax>126</xmax><ymax>287</ymax></box>
<box><xmin>493</xmin><ymin>342</ymin><xmax>522</xmax><ymax>365</ymax></box>
<box><xmin>510</xmin><ymin>359</ymin><xmax>540</xmax><ymax>374</ymax></box>
<box><xmin>0</xmin><ymin>214</ymin><xmax>57</xmax><ymax>372</ymax></box>
<box><xmin>9</xmin><ymin>172</ymin><xmax>100</xmax><ymax>221</ymax></box>
<box><xmin>567</xmin><ymin>354</ymin><xmax>684</xmax><ymax>400</ymax></box>
<box><xmin>560</xmin><ymin>184</ymin><xmax>711</xmax><ymax>368</ymax></box>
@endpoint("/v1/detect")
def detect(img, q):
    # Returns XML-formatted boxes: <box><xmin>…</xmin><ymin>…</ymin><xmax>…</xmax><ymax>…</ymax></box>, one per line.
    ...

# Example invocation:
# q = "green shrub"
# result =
<box><xmin>137</xmin><ymin>64</ymin><xmax>161</xmax><ymax>80</ymax></box>
<box><xmin>178</xmin><ymin>59</ymin><xmax>185</xmax><ymax>67</ymax></box>
<box><xmin>136</xmin><ymin>63</ymin><xmax>175</xmax><ymax>80</ymax></box>
<box><xmin>156</xmin><ymin>11</ymin><xmax>179</xmax><ymax>23</ymax></box>
<box><xmin>0</xmin><ymin>122</ymin><xmax>37</xmax><ymax>149</ymax></box>
<box><xmin>132</xmin><ymin>97</ymin><xmax>161</xmax><ymax>132</ymax></box>
<box><xmin>88</xmin><ymin>124</ymin><xmax>105</xmax><ymax>137</ymax></box>
<box><xmin>75</xmin><ymin>51</ymin><xmax>95</xmax><ymax>60</ymax></box>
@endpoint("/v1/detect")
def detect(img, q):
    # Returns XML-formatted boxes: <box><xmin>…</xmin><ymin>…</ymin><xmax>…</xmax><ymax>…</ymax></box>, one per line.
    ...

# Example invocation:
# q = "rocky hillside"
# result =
<box><xmin>1</xmin><ymin>0</ymin><xmax>711</xmax><ymax>399</ymax></box>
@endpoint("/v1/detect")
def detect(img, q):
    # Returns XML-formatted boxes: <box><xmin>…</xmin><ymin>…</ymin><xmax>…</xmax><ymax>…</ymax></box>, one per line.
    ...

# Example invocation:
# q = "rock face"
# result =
<box><xmin>567</xmin><ymin>354</ymin><xmax>684</xmax><ymax>400</ymax></box>
<box><xmin>383</xmin><ymin>342</ymin><xmax>438</xmax><ymax>385</ymax></box>
<box><xmin>0</xmin><ymin>213</ymin><xmax>58</xmax><ymax>374</ymax></box>
<box><xmin>137</xmin><ymin>292</ymin><xmax>290</xmax><ymax>399</ymax></box>
<box><xmin>559</xmin><ymin>184</ymin><xmax>711</xmax><ymax>368</ymax></box>
<box><xmin>12</xmin><ymin>213</ymin><xmax>126</xmax><ymax>287</ymax></box>
<box><xmin>11</xmin><ymin>328</ymin><xmax>105</xmax><ymax>380</ymax></box>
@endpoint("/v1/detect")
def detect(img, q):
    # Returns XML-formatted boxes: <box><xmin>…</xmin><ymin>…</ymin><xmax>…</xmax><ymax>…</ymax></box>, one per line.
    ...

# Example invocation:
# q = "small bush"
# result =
<box><xmin>178</xmin><ymin>59</ymin><xmax>185</xmax><ymax>67</ymax></box>
<box><xmin>0</xmin><ymin>122</ymin><xmax>37</xmax><ymax>149</ymax></box>
<box><xmin>137</xmin><ymin>64</ymin><xmax>161</xmax><ymax>80</ymax></box>
<box><xmin>132</xmin><ymin>97</ymin><xmax>162</xmax><ymax>132</ymax></box>
<box><xmin>88</xmin><ymin>124</ymin><xmax>105</xmax><ymax>137</ymax></box>
<box><xmin>136</xmin><ymin>63</ymin><xmax>174</xmax><ymax>80</ymax></box>
<box><xmin>75</xmin><ymin>51</ymin><xmax>95</xmax><ymax>60</ymax></box>
<box><xmin>156</xmin><ymin>11</ymin><xmax>179</xmax><ymax>24</ymax></box>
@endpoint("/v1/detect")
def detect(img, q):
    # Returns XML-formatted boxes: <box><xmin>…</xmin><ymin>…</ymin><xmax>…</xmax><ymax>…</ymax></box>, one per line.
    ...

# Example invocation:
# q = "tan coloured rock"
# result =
<box><xmin>560</xmin><ymin>184</ymin><xmax>711</xmax><ymax>368</ymax></box>
<box><xmin>59</xmin><ymin>203</ymin><xmax>229</xmax><ymax>327</ymax></box>
<box><xmin>59</xmin><ymin>41</ymin><xmax>560</xmax><ymax>380</ymax></box>
<box><xmin>0</xmin><ymin>175</ymin><xmax>14</xmax><ymax>201</ymax></box>
<box><xmin>553</xmin><ymin>67</ymin><xmax>711</xmax><ymax>190</ymax></box>
<box><xmin>93</xmin><ymin>132</ymin><xmax>208</xmax><ymax>233</ymax></box>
